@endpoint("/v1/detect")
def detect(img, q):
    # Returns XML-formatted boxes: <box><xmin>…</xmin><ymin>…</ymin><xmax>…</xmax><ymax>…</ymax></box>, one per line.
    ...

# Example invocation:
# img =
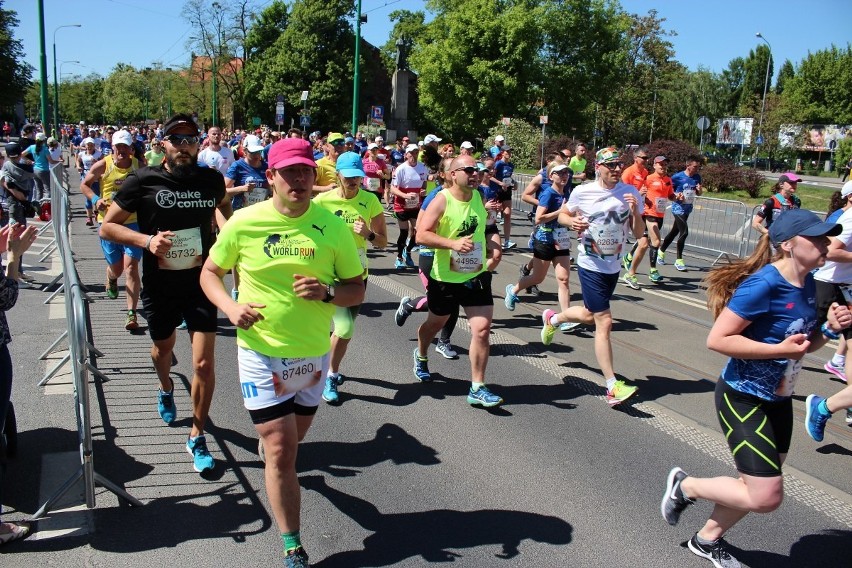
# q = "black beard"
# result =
<box><xmin>166</xmin><ymin>153</ymin><xmax>197</xmax><ymax>177</ymax></box>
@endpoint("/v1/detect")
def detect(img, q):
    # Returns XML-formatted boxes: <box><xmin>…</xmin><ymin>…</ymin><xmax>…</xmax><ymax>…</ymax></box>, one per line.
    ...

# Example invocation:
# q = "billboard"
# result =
<box><xmin>778</xmin><ymin>124</ymin><xmax>852</xmax><ymax>151</ymax></box>
<box><xmin>716</xmin><ymin>117</ymin><xmax>754</xmax><ymax>146</ymax></box>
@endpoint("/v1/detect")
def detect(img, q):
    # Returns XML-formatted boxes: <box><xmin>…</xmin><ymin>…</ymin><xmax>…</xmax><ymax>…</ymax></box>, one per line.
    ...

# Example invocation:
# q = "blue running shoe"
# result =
<box><xmin>504</xmin><ymin>283</ymin><xmax>519</xmax><ymax>311</ymax></box>
<box><xmin>395</xmin><ymin>296</ymin><xmax>411</xmax><ymax>327</ymax></box>
<box><xmin>394</xmin><ymin>258</ymin><xmax>406</xmax><ymax>270</ymax></box>
<box><xmin>157</xmin><ymin>379</ymin><xmax>176</xmax><ymax>425</ymax></box>
<box><xmin>283</xmin><ymin>547</ymin><xmax>310</xmax><ymax>568</ymax></box>
<box><xmin>186</xmin><ymin>435</ymin><xmax>214</xmax><ymax>473</ymax></box>
<box><xmin>467</xmin><ymin>385</ymin><xmax>503</xmax><ymax>407</ymax></box>
<box><xmin>805</xmin><ymin>394</ymin><xmax>831</xmax><ymax>442</ymax></box>
<box><xmin>403</xmin><ymin>249</ymin><xmax>416</xmax><ymax>268</ymax></box>
<box><xmin>322</xmin><ymin>376</ymin><xmax>340</xmax><ymax>403</ymax></box>
<box><xmin>412</xmin><ymin>348</ymin><xmax>431</xmax><ymax>382</ymax></box>
<box><xmin>176</xmin><ymin>319</ymin><xmax>188</xmax><ymax>330</ymax></box>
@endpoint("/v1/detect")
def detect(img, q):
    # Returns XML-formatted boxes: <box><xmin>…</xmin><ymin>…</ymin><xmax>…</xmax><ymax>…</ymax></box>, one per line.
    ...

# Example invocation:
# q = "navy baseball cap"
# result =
<box><xmin>769</xmin><ymin>208</ymin><xmax>841</xmax><ymax>245</ymax></box>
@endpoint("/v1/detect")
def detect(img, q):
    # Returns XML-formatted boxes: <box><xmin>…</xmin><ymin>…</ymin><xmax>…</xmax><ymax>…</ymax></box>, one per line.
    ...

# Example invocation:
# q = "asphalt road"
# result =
<box><xmin>2</xmin><ymin>170</ymin><xmax>851</xmax><ymax>567</ymax></box>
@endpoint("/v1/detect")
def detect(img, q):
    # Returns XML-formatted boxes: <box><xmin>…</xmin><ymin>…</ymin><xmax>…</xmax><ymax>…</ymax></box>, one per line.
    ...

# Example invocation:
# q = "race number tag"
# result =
<box><xmin>404</xmin><ymin>192</ymin><xmax>420</xmax><ymax>209</ymax></box>
<box><xmin>366</xmin><ymin>177</ymin><xmax>381</xmax><ymax>192</ymax></box>
<box><xmin>450</xmin><ymin>242</ymin><xmax>483</xmax><ymax>273</ymax></box>
<box><xmin>682</xmin><ymin>188</ymin><xmax>696</xmax><ymax>204</ymax></box>
<box><xmin>840</xmin><ymin>285</ymin><xmax>852</xmax><ymax>305</ymax></box>
<box><xmin>158</xmin><ymin>227</ymin><xmax>202</xmax><ymax>270</ymax></box>
<box><xmin>246</xmin><ymin>186</ymin><xmax>267</xmax><ymax>205</ymax></box>
<box><xmin>487</xmin><ymin>209</ymin><xmax>498</xmax><ymax>224</ymax></box>
<box><xmin>271</xmin><ymin>356</ymin><xmax>323</xmax><ymax>396</ymax></box>
<box><xmin>588</xmin><ymin>220</ymin><xmax>624</xmax><ymax>257</ymax></box>
<box><xmin>554</xmin><ymin>227</ymin><xmax>571</xmax><ymax>250</ymax></box>
<box><xmin>775</xmin><ymin>359</ymin><xmax>803</xmax><ymax>397</ymax></box>
<box><xmin>654</xmin><ymin>197</ymin><xmax>668</xmax><ymax>213</ymax></box>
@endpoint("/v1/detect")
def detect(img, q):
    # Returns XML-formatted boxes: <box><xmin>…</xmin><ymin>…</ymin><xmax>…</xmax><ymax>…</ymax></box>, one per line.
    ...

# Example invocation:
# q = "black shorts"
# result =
<box><xmin>426</xmin><ymin>271</ymin><xmax>493</xmax><ymax>316</ymax></box>
<box><xmin>642</xmin><ymin>215</ymin><xmax>664</xmax><ymax>237</ymax></box>
<box><xmin>141</xmin><ymin>279</ymin><xmax>218</xmax><ymax>341</ymax></box>
<box><xmin>815</xmin><ymin>280</ymin><xmax>852</xmax><ymax>340</ymax></box>
<box><xmin>532</xmin><ymin>240</ymin><xmax>571</xmax><ymax>261</ymax></box>
<box><xmin>497</xmin><ymin>190</ymin><xmax>512</xmax><ymax>203</ymax></box>
<box><xmin>394</xmin><ymin>210</ymin><xmax>418</xmax><ymax>222</ymax></box>
<box><xmin>247</xmin><ymin>397</ymin><xmax>319</xmax><ymax>425</ymax></box>
<box><xmin>485</xmin><ymin>224</ymin><xmax>500</xmax><ymax>236</ymax></box>
<box><xmin>715</xmin><ymin>379</ymin><xmax>792</xmax><ymax>477</ymax></box>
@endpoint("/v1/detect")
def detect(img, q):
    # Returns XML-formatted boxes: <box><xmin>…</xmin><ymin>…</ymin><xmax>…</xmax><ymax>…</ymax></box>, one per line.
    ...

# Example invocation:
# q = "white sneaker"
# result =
<box><xmin>435</xmin><ymin>341</ymin><xmax>458</xmax><ymax>359</ymax></box>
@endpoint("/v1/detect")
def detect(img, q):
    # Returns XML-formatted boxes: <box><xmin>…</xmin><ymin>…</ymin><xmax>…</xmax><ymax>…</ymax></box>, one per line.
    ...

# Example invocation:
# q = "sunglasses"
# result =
<box><xmin>454</xmin><ymin>166</ymin><xmax>478</xmax><ymax>174</ymax></box>
<box><xmin>635</xmin><ymin>155</ymin><xmax>648</xmax><ymax>160</ymax></box>
<box><xmin>599</xmin><ymin>161</ymin><xmax>623</xmax><ymax>170</ymax></box>
<box><xmin>165</xmin><ymin>134</ymin><xmax>199</xmax><ymax>146</ymax></box>
<box><xmin>330</xmin><ymin>141</ymin><xmax>345</xmax><ymax>146</ymax></box>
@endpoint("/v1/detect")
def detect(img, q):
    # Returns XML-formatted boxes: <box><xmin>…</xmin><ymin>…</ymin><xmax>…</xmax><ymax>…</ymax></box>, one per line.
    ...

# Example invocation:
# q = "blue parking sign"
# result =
<box><xmin>371</xmin><ymin>106</ymin><xmax>384</xmax><ymax>124</ymax></box>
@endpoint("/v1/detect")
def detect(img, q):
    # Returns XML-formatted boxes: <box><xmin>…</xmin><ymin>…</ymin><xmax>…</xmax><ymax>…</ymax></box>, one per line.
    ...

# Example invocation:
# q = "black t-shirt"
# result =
<box><xmin>113</xmin><ymin>164</ymin><xmax>226</xmax><ymax>287</ymax></box>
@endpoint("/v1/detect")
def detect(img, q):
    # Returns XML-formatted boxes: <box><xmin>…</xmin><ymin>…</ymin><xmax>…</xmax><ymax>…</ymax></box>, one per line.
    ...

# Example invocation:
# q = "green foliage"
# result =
<box><xmin>775</xmin><ymin>59</ymin><xmax>794</xmax><ymax>95</ymax></box>
<box><xmin>102</xmin><ymin>64</ymin><xmax>147</xmax><ymax>123</ymax></box>
<box><xmin>721</xmin><ymin>57</ymin><xmax>745</xmax><ymax>114</ymax></box>
<box><xmin>738</xmin><ymin>45</ymin><xmax>772</xmax><ymax>114</ymax></box>
<box><xmin>837</xmin><ymin>137</ymin><xmax>852</xmax><ymax>172</ymax></box>
<box><xmin>381</xmin><ymin>10</ymin><xmax>427</xmax><ymax>73</ymax></box>
<box><xmin>0</xmin><ymin>1</ymin><xmax>32</xmax><ymax>111</ymax></box>
<box><xmin>622</xmin><ymin>139</ymin><xmax>699</xmax><ymax>170</ymax></box>
<box><xmin>487</xmin><ymin>119</ymin><xmax>545</xmax><ymax>170</ymax></box>
<box><xmin>701</xmin><ymin>163</ymin><xmax>764</xmax><ymax>198</ymax></box>
<box><xmin>784</xmin><ymin>44</ymin><xmax>852</xmax><ymax>124</ymax></box>
<box><xmin>653</xmin><ymin>67</ymin><xmax>729</xmax><ymax>144</ymax></box>
<box><xmin>245</xmin><ymin>0</ymin><xmax>289</xmax><ymax>57</ymax></box>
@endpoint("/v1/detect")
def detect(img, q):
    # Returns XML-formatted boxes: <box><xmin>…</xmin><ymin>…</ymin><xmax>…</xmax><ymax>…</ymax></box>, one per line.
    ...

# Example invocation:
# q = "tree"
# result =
<box><xmin>738</xmin><ymin>45</ymin><xmax>772</xmax><ymax>114</ymax></box>
<box><xmin>381</xmin><ymin>10</ymin><xmax>428</xmax><ymax>73</ymax></box>
<box><xmin>0</xmin><ymin>1</ymin><xmax>33</xmax><ymax>114</ymax></box>
<box><xmin>653</xmin><ymin>67</ymin><xmax>730</xmax><ymax>145</ymax></box>
<box><xmin>720</xmin><ymin>57</ymin><xmax>745</xmax><ymax>114</ymax></box>
<box><xmin>783</xmin><ymin>44</ymin><xmax>852</xmax><ymax>124</ymax></box>
<box><xmin>101</xmin><ymin>64</ymin><xmax>147</xmax><ymax>124</ymax></box>
<box><xmin>775</xmin><ymin>59</ymin><xmax>794</xmax><ymax>95</ymax></box>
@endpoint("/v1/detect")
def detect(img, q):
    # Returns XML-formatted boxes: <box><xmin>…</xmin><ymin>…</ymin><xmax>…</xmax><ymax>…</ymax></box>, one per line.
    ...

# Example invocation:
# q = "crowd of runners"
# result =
<box><xmin>2</xmin><ymin>116</ymin><xmax>852</xmax><ymax>567</ymax></box>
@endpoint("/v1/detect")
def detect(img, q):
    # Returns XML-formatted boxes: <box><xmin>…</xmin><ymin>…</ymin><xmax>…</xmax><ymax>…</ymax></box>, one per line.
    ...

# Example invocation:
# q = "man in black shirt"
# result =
<box><xmin>100</xmin><ymin>113</ymin><xmax>232</xmax><ymax>474</ymax></box>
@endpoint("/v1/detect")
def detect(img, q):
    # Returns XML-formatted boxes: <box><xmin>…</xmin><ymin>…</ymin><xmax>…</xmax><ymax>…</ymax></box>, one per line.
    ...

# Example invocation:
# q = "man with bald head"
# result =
<box><xmin>413</xmin><ymin>154</ymin><xmax>503</xmax><ymax>407</ymax></box>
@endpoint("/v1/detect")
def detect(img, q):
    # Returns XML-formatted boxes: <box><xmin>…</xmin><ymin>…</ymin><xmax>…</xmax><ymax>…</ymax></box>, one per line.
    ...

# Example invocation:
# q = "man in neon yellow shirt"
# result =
<box><xmin>414</xmin><ymin>154</ymin><xmax>503</xmax><ymax>407</ymax></box>
<box><xmin>568</xmin><ymin>142</ymin><xmax>588</xmax><ymax>188</ymax></box>
<box><xmin>313</xmin><ymin>151</ymin><xmax>387</xmax><ymax>403</ymax></box>
<box><xmin>313</xmin><ymin>132</ymin><xmax>345</xmax><ymax>193</ymax></box>
<box><xmin>200</xmin><ymin>138</ymin><xmax>364</xmax><ymax>567</ymax></box>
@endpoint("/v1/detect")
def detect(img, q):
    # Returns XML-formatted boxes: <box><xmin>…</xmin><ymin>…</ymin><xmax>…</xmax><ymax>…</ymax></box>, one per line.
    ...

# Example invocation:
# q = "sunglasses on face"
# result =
<box><xmin>599</xmin><ymin>162</ymin><xmax>623</xmax><ymax>170</ymax></box>
<box><xmin>165</xmin><ymin>134</ymin><xmax>199</xmax><ymax>146</ymax></box>
<box><xmin>635</xmin><ymin>155</ymin><xmax>648</xmax><ymax>160</ymax></box>
<box><xmin>454</xmin><ymin>166</ymin><xmax>478</xmax><ymax>174</ymax></box>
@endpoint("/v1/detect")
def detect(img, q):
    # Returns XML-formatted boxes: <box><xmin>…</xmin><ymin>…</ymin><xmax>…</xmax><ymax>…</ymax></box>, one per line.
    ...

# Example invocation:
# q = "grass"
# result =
<box><xmin>713</xmin><ymin>181</ymin><xmax>836</xmax><ymax>213</ymax></box>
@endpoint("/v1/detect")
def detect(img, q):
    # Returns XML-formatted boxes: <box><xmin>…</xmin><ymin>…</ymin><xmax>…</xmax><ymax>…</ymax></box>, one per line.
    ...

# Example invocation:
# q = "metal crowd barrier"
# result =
<box><xmin>33</xmin><ymin>165</ymin><xmax>141</xmax><ymax>519</ymax></box>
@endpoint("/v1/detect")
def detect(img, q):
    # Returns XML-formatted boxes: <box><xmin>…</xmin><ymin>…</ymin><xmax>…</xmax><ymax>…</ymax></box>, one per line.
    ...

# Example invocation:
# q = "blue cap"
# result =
<box><xmin>335</xmin><ymin>151</ymin><xmax>366</xmax><ymax>178</ymax></box>
<box><xmin>344</xmin><ymin>136</ymin><xmax>355</xmax><ymax>143</ymax></box>
<box><xmin>768</xmin><ymin>208</ymin><xmax>841</xmax><ymax>245</ymax></box>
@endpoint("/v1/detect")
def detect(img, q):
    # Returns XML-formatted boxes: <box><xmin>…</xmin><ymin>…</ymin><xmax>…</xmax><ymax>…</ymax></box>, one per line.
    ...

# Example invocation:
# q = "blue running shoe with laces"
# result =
<box><xmin>157</xmin><ymin>378</ymin><xmax>177</xmax><ymax>424</ymax></box>
<box><xmin>805</xmin><ymin>394</ymin><xmax>831</xmax><ymax>442</ymax></box>
<box><xmin>186</xmin><ymin>435</ymin><xmax>214</xmax><ymax>473</ymax></box>
<box><xmin>322</xmin><ymin>376</ymin><xmax>340</xmax><ymax>403</ymax></box>
<box><xmin>467</xmin><ymin>385</ymin><xmax>503</xmax><ymax>407</ymax></box>
<box><xmin>504</xmin><ymin>283</ymin><xmax>519</xmax><ymax>311</ymax></box>
<box><xmin>412</xmin><ymin>348</ymin><xmax>431</xmax><ymax>382</ymax></box>
<box><xmin>283</xmin><ymin>547</ymin><xmax>310</xmax><ymax>568</ymax></box>
<box><xmin>403</xmin><ymin>249</ymin><xmax>416</xmax><ymax>268</ymax></box>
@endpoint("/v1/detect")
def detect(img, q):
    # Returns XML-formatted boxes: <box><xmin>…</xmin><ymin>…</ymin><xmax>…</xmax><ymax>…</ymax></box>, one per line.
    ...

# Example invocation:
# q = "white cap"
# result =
<box><xmin>405</xmin><ymin>144</ymin><xmax>419</xmax><ymax>153</ymax></box>
<box><xmin>842</xmin><ymin>180</ymin><xmax>852</xmax><ymax>198</ymax></box>
<box><xmin>82</xmin><ymin>137</ymin><xmax>95</xmax><ymax>145</ymax></box>
<box><xmin>36</xmin><ymin>133</ymin><xmax>47</xmax><ymax>141</ymax></box>
<box><xmin>111</xmin><ymin>130</ymin><xmax>133</xmax><ymax>147</ymax></box>
<box><xmin>495</xmin><ymin>135</ymin><xmax>505</xmax><ymax>142</ymax></box>
<box><xmin>375</xmin><ymin>136</ymin><xmax>383</xmax><ymax>142</ymax></box>
<box><xmin>368</xmin><ymin>142</ymin><xmax>379</xmax><ymax>150</ymax></box>
<box><xmin>79</xmin><ymin>120</ymin><xmax>85</xmax><ymax>125</ymax></box>
<box><xmin>243</xmin><ymin>134</ymin><xmax>264</xmax><ymax>153</ymax></box>
<box><xmin>460</xmin><ymin>141</ymin><xmax>474</xmax><ymax>149</ymax></box>
<box><xmin>424</xmin><ymin>134</ymin><xmax>442</xmax><ymax>144</ymax></box>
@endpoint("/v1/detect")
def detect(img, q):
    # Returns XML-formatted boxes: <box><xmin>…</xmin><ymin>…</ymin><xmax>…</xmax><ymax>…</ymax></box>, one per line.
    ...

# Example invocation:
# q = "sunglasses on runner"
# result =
<box><xmin>599</xmin><ymin>161</ymin><xmax>623</xmax><ymax>170</ymax></box>
<box><xmin>165</xmin><ymin>134</ymin><xmax>199</xmax><ymax>146</ymax></box>
<box><xmin>454</xmin><ymin>166</ymin><xmax>478</xmax><ymax>174</ymax></box>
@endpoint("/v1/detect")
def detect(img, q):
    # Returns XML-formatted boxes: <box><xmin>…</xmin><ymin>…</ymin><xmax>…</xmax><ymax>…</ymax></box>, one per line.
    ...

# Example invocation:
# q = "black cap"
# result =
<box><xmin>4</xmin><ymin>142</ymin><xmax>22</xmax><ymax>157</ymax></box>
<box><xmin>21</xmin><ymin>124</ymin><xmax>34</xmax><ymax>134</ymax></box>
<box><xmin>162</xmin><ymin>113</ymin><xmax>199</xmax><ymax>136</ymax></box>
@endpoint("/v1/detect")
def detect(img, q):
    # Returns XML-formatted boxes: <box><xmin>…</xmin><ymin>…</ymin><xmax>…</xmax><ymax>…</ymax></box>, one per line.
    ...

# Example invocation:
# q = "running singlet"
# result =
<box><xmin>361</xmin><ymin>158</ymin><xmax>387</xmax><ymax>193</ymax></box>
<box><xmin>721</xmin><ymin>264</ymin><xmax>817</xmax><ymax>401</ymax></box>
<box><xmin>644</xmin><ymin>172</ymin><xmax>673</xmax><ymax>218</ymax></box>
<box><xmin>112</xmin><ymin>164</ymin><xmax>226</xmax><ymax>286</ymax></box>
<box><xmin>98</xmin><ymin>155</ymin><xmax>139</xmax><ymax>223</ymax></box>
<box><xmin>534</xmin><ymin>187</ymin><xmax>568</xmax><ymax>247</ymax></box>
<box><xmin>208</xmin><ymin>201</ymin><xmax>362</xmax><ymax>358</ymax></box>
<box><xmin>431</xmin><ymin>189</ymin><xmax>488</xmax><ymax>283</ymax></box>
<box><xmin>567</xmin><ymin>181</ymin><xmax>643</xmax><ymax>274</ymax></box>
<box><xmin>226</xmin><ymin>159</ymin><xmax>269</xmax><ymax>208</ymax></box>
<box><xmin>621</xmin><ymin>164</ymin><xmax>648</xmax><ymax>191</ymax></box>
<box><xmin>78</xmin><ymin>151</ymin><xmax>102</xmax><ymax>177</ymax></box>
<box><xmin>814</xmin><ymin>206</ymin><xmax>852</xmax><ymax>284</ymax></box>
<box><xmin>670</xmin><ymin>170</ymin><xmax>701</xmax><ymax>215</ymax></box>
<box><xmin>392</xmin><ymin>162</ymin><xmax>426</xmax><ymax>212</ymax></box>
<box><xmin>313</xmin><ymin>188</ymin><xmax>383</xmax><ymax>277</ymax></box>
<box><xmin>198</xmin><ymin>146</ymin><xmax>235</xmax><ymax>176</ymax></box>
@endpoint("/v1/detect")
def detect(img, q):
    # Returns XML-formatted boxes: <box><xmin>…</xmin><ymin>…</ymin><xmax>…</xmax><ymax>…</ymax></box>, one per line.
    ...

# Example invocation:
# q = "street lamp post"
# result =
<box><xmin>58</xmin><ymin>60</ymin><xmax>80</xmax><ymax>128</ymax></box>
<box><xmin>351</xmin><ymin>0</ymin><xmax>363</xmax><ymax>134</ymax></box>
<box><xmin>52</xmin><ymin>24</ymin><xmax>82</xmax><ymax>137</ymax></box>
<box><xmin>755</xmin><ymin>32</ymin><xmax>772</xmax><ymax>164</ymax></box>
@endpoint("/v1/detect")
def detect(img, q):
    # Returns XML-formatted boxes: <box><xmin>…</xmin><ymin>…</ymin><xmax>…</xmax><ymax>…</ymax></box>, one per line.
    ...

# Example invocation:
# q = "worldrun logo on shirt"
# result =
<box><xmin>262</xmin><ymin>233</ymin><xmax>316</xmax><ymax>260</ymax></box>
<box><xmin>155</xmin><ymin>189</ymin><xmax>217</xmax><ymax>209</ymax></box>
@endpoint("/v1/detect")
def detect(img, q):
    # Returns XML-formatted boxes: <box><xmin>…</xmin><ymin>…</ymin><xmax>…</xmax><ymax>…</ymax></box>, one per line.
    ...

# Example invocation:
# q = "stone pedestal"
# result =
<box><xmin>389</xmin><ymin>69</ymin><xmax>414</xmax><ymax>140</ymax></box>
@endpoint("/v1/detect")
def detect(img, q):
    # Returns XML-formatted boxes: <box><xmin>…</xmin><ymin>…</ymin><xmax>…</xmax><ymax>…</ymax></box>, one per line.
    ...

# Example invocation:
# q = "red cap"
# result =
<box><xmin>268</xmin><ymin>139</ymin><xmax>317</xmax><ymax>170</ymax></box>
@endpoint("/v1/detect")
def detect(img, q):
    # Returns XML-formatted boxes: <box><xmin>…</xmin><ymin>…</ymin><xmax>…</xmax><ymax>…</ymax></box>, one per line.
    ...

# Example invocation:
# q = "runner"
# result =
<box><xmin>659</xmin><ymin>155</ymin><xmax>703</xmax><ymax>271</ymax></box>
<box><xmin>622</xmin><ymin>156</ymin><xmax>674</xmax><ymax>287</ymax></box>
<box><xmin>76</xmin><ymin>137</ymin><xmax>102</xmax><ymax>226</ymax></box>
<box><xmin>820</xmin><ymin>181</ymin><xmax>852</xmax><ymax>384</ymax></box>
<box><xmin>751</xmin><ymin>172</ymin><xmax>802</xmax><ymax>236</ymax></box>
<box><xmin>198</xmin><ymin>126</ymin><xmax>235</xmax><ymax>176</ymax></box>
<box><xmin>313</xmin><ymin>132</ymin><xmax>345</xmax><ymax>193</ymax></box>
<box><xmin>313</xmin><ymin>151</ymin><xmax>387</xmax><ymax>404</ymax></box>
<box><xmin>200</xmin><ymin>137</ymin><xmax>364</xmax><ymax>567</ymax></box>
<box><xmin>540</xmin><ymin>148</ymin><xmax>644</xmax><ymax>406</ymax></box>
<box><xmin>567</xmin><ymin>143</ymin><xmax>588</xmax><ymax>190</ymax></box>
<box><xmin>361</xmin><ymin>143</ymin><xmax>390</xmax><ymax>202</ymax></box>
<box><xmin>99</xmin><ymin>113</ymin><xmax>232</xmax><ymax>473</ymax></box>
<box><xmin>661</xmin><ymin>208</ymin><xmax>848</xmax><ymax>568</ymax></box>
<box><xmin>493</xmin><ymin>148</ymin><xmax>517</xmax><ymax>249</ymax></box>
<box><xmin>413</xmin><ymin>154</ymin><xmax>503</xmax><ymax>406</ymax></box>
<box><xmin>79</xmin><ymin>129</ymin><xmax>142</xmax><ymax>330</ymax></box>
<box><xmin>390</xmin><ymin>143</ymin><xmax>427</xmax><ymax>270</ymax></box>
<box><xmin>144</xmin><ymin>139</ymin><xmax>165</xmax><ymax>167</ymax></box>
<box><xmin>505</xmin><ymin>162</ymin><xmax>578</xmax><ymax>332</ymax></box>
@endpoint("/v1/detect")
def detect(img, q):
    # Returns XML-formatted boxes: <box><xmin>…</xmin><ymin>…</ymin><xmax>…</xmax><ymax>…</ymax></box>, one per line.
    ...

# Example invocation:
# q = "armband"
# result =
<box><xmin>821</xmin><ymin>322</ymin><xmax>841</xmax><ymax>340</ymax></box>
<box><xmin>145</xmin><ymin>234</ymin><xmax>155</xmax><ymax>252</ymax></box>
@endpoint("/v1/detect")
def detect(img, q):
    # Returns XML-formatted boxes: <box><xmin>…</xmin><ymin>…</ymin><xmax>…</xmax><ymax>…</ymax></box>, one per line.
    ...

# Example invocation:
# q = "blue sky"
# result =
<box><xmin>9</xmin><ymin>0</ymin><xmax>852</xmax><ymax>84</ymax></box>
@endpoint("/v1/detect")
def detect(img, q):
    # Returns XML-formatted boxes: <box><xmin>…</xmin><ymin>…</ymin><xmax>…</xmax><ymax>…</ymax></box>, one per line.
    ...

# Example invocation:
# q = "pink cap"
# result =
<box><xmin>778</xmin><ymin>171</ymin><xmax>802</xmax><ymax>183</ymax></box>
<box><xmin>268</xmin><ymin>139</ymin><xmax>316</xmax><ymax>170</ymax></box>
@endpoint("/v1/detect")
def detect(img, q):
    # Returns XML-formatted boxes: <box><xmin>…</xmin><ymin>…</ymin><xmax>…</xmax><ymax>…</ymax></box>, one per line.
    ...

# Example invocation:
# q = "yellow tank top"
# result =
<box><xmin>98</xmin><ymin>154</ymin><xmax>138</xmax><ymax>223</ymax></box>
<box><xmin>431</xmin><ymin>189</ymin><xmax>487</xmax><ymax>283</ymax></box>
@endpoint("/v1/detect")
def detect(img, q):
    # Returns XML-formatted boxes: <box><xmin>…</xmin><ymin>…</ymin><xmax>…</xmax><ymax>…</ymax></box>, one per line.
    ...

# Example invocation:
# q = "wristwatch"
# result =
<box><xmin>322</xmin><ymin>284</ymin><xmax>335</xmax><ymax>303</ymax></box>
<box><xmin>368</xmin><ymin>232</ymin><xmax>376</xmax><ymax>242</ymax></box>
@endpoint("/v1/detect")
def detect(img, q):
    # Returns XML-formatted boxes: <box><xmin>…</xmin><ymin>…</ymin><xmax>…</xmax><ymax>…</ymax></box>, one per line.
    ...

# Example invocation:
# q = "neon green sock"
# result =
<box><xmin>282</xmin><ymin>531</ymin><xmax>302</xmax><ymax>554</ymax></box>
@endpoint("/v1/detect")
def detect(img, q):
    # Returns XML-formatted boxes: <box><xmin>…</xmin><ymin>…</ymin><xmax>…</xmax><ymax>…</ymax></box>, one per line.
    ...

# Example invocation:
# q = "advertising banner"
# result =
<box><xmin>716</xmin><ymin>117</ymin><xmax>754</xmax><ymax>146</ymax></box>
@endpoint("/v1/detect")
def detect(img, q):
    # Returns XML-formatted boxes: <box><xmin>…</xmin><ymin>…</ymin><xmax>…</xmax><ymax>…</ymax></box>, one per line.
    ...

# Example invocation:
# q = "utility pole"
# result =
<box><xmin>351</xmin><ymin>0</ymin><xmax>363</xmax><ymax>134</ymax></box>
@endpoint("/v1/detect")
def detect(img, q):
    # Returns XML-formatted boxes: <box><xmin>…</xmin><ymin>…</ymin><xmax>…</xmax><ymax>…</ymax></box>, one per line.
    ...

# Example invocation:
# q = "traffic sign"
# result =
<box><xmin>252</xmin><ymin>116</ymin><xmax>261</xmax><ymax>126</ymax></box>
<box><xmin>276</xmin><ymin>114</ymin><xmax>285</xmax><ymax>125</ymax></box>
<box><xmin>539</xmin><ymin>115</ymin><xmax>548</xmax><ymax>125</ymax></box>
<box><xmin>696</xmin><ymin>116</ymin><xmax>710</xmax><ymax>131</ymax></box>
<box><xmin>370</xmin><ymin>106</ymin><xmax>384</xmax><ymax>125</ymax></box>
<box><xmin>300</xmin><ymin>116</ymin><xmax>311</xmax><ymax>127</ymax></box>
<box><xmin>594</xmin><ymin>129</ymin><xmax>602</xmax><ymax>138</ymax></box>
<box><xmin>502</xmin><ymin>117</ymin><xmax>511</xmax><ymax>126</ymax></box>
<box><xmin>276</xmin><ymin>94</ymin><xmax>284</xmax><ymax>103</ymax></box>
<box><xmin>755</xmin><ymin>135</ymin><xmax>764</xmax><ymax>145</ymax></box>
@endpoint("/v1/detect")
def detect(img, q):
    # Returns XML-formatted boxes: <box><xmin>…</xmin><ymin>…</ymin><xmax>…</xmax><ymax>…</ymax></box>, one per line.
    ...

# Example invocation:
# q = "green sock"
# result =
<box><xmin>282</xmin><ymin>531</ymin><xmax>302</xmax><ymax>554</ymax></box>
